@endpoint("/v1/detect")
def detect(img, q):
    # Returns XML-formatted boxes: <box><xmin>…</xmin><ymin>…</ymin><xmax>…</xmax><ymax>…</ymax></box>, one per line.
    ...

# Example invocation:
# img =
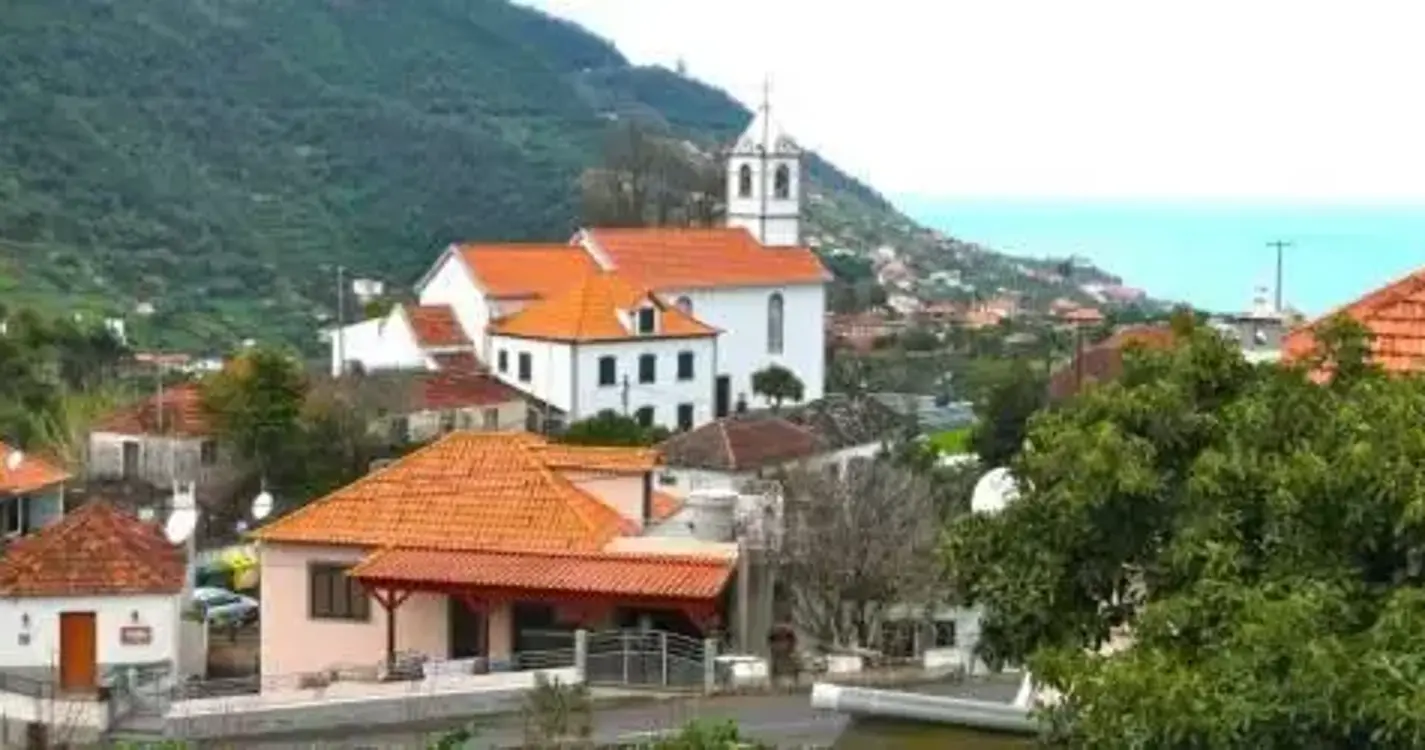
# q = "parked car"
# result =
<box><xmin>192</xmin><ymin>586</ymin><xmax>258</xmax><ymax>626</ymax></box>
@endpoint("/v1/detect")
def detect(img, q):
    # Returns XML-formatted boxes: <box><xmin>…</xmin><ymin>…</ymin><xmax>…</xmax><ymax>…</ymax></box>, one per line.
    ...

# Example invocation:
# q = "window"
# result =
<box><xmin>598</xmin><ymin>356</ymin><xmax>617</xmax><ymax>386</ymax></box>
<box><xmin>199</xmin><ymin>440</ymin><xmax>218</xmax><ymax>467</ymax></box>
<box><xmin>439</xmin><ymin>410</ymin><xmax>457</xmax><ymax>434</ymax></box>
<box><xmin>658</xmin><ymin>472</ymin><xmax>678</xmax><ymax>487</ymax></box>
<box><xmin>636</xmin><ymin>307</ymin><xmax>656</xmax><ymax>335</ymax></box>
<box><xmin>497</xmin><ymin>349</ymin><xmax>508</xmax><ymax>373</ymax></box>
<box><xmin>517</xmin><ymin>352</ymin><xmax>532</xmax><ymax>382</ymax></box>
<box><xmin>122</xmin><ymin>441</ymin><xmax>139</xmax><ymax>479</ymax></box>
<box><xmin>677</xmin><ymin>403</ymin><xmax>694</xmax><ymax>431</ymax></box>
<box><xmin>482</xmin><ymin>408</ymin><xmax>499</xmax><ymax>430</ymax></box>
<box><xmin>676</xmin><ymin>351</ymin><xmax>695</xmax><ymax>381</ymax></box>
<box><xmin>767</xmin><ymin>292</ymin><xmax>785</xmax><ymax>354</ymax></box>
<box><xmin>635</xmin><ymin>406</ymin><xmax>655</xmax><ymax>428</ymax></box>
<box><xmin>309</xmin><ymin>563</ymin><xmax>370</xmax><ymax>621</ymax></box>
<box><xmin>638</xmin><ymin>354</ymin><xmax>656</xmax><ymax>384</ymax></box>
<box><xmin>737</xmin><ymin>164</ymin><xmax>753</xmax><ymax>198</ymax></box>
<box><xmin>933</xmin><ymin>620</ymin><xmax>957</xmax><ymax>648</ymax></box>
<box><xmin>389</xmin><ymin>416</ymin><xmax>410</xmax><ymax>444</ymax></box>
<box><xmin>1</xmin><ymin>499</ymin><xmax>20</xmax><ymax>536</ymax></box>
<box><xmin>675</xmin><ymin>296</ymin><xmax>693</xmax><ymax>315</ymax></box>
<box><xmin>773</xmin><ymin>164</ymin><xmax>791</xmax><ymax>199</ymax></box>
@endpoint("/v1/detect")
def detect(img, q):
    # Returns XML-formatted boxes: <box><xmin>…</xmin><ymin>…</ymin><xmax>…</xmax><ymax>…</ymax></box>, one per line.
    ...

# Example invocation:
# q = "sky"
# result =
<box><xmin>520</xmin><ymin>0</ymin><xmax>1425</xmax><ymax>203</ymax></box>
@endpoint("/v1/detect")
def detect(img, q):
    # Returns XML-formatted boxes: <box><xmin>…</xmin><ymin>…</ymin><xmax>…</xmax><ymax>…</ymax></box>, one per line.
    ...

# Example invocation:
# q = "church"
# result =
<box><xmin>328</xmin><ymin>102</ymin><xmax>829</xmax><ymax>432</ymax></box>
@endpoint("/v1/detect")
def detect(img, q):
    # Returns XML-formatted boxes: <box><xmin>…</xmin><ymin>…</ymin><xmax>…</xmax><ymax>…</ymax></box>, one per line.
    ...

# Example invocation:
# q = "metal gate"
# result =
<box><xmin>584</xmin><ymin>630</ymin><xmax>705</xmax><ymax>690</ymax></box>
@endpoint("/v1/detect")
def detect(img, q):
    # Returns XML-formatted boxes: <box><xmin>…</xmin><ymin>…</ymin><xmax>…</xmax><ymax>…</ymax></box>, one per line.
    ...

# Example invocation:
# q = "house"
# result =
<box><xmin>655</xmin><ymin>395</ymin><xmax>906</xmax><ymax>493</ymax></box>
<box><xmin>1282</xmin><ymin>268</ymin><xmax>1425</xmax><ymax>374</ymax></box>
<box><xmin>87</xmin><ymin>383</ymin><xmax>241</xmax><ymax>494</ymax></box>
<box><xmin>0</xmin><ymin>502</ymin><xmax>185</xmax><ymax>693</ymax></box>
<box><xmin>330</xmin><ymin>303</ymin><xmax>483</xmax><ymax>377</ymax></box>
<box><xmin>330</xmin><ymin>100</ymin><xmax>829</xmax><ymax>431</ymax></box>
<box><xmin>1047</xmin><ymin>326</ymin><xmax>1178</xmax><ymax>402</ymax></box>
<box><xmin>337</xmin><ymin>369</ymin><xmax>531</xmax><ymax>443</ymax></box>
<box><xmin>0</xmin><ymin>442</ymin><xmax>69</xmax><ymax>541</ymax></box>
<box><xmin>248</xmin><ymin>431</ymin><xmax>742</xmax><ymax>679</ymax></box>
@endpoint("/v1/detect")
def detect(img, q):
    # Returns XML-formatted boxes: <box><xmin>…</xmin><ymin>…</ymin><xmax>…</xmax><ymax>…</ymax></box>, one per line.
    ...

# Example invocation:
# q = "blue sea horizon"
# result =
<box><xmin>895</xmin><ymin>196</ymin><xmax>1425</xmax><ymax>317</ymax></box>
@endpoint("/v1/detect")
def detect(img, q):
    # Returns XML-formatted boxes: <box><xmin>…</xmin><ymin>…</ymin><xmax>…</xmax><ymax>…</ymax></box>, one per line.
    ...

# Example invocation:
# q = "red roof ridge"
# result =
<box><xmin>356</xmin><ymin>544</ymin><xmax>733</xmax><ymax>570</ymax></box>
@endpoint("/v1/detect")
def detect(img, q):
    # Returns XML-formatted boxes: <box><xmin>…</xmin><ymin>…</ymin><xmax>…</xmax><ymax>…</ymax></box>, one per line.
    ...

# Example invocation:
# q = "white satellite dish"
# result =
<box><xmin>251</xmin><ymin>490</ymin><xmax>274</xmax><ymax>521</ymax></box>
<box><xmin>164</xmin><ymin>507</ymin><xmax>199</xmax><ymax>545</ymax></box>
<box><xmin>4</xmin><ymin>450</ymin><xmax>22</xmax><ymax>472</ymax></box>
<box><xmin>971</xmin><ymin>466</ymin><xmax>1021</xmax><ymax>515</ymax></box>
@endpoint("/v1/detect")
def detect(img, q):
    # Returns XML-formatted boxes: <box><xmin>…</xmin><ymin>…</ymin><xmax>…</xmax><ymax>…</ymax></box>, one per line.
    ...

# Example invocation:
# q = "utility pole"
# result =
<box><xmin>336</xmin><ymin>265</ymin><xmax>346</xmax><ymax>377</ymax></box>
<box><xmin>621</xmin><ymin>375</ymin><xmax>631</xmax><ymax>415</ymax></box>
<box><xmin>1267</xmin><ymin>240</ymin><xmax>1291</xmax><ymax>312</ymax></box>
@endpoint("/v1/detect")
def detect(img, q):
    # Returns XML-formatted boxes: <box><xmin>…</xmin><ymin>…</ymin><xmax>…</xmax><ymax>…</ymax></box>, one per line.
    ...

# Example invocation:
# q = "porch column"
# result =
<box><xmin>371</xmin><ymin>588</ymin><xmax>412</xmax><ymax>672</ymax></box>
<box><xmin>487</xmin><ymin>600</ymin><xmax>514</xmax><ymax>665</ymax></box>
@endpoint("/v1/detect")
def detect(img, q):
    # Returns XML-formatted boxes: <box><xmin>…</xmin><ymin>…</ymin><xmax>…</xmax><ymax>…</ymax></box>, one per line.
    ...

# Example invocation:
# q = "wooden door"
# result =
<box><xmin>58</xmin><ymin>612</ymin><xmax>97</xmax><ymax>692</ymax></box>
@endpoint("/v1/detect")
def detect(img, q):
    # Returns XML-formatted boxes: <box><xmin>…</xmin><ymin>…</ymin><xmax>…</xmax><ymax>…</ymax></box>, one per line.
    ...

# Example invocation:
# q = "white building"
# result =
<box><xmin>0</xmin><ymin>502</ymin><xmax>187</xmax><ymax>693</ymax></box>
<box><xmin>329</xmin><ymin>103</ymin><xmax>828</xmax><ymax>431</ymax></box>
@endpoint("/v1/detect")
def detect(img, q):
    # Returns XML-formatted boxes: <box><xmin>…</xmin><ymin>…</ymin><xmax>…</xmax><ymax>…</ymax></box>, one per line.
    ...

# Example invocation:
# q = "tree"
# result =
<box><xmin>559</xmin><ymin>409</ymin><xmax>669</xmax><ymax>447</ymax></box>
<box><xmin>751</xmin><ymin>365</ymin><xmax>805</xmax><ymax>411</ymax></box>
<box><xmin>580</xmin><ymin>122</ymin><xmax>723</xmax><ymax>229</ymax></box>
<box><xmin>967</xmin><ymin>360</ymin><xmax>1046</xmax><ymax>467</ymax></box>
<box><xmin>941</xmin><ymin>316</ymin><xmax>1425</xmax><ymax>747</ymax></box>
<box><xmin>201</xmin><ymin>346</ymin><xmax>308</xmax><ymax>482</ymax></box>
<box><xmin>520</xmin><ymin>673</ymin><xmax>592</xmax><ymax>749</ymax></box>
<box><xmin>775</xmin><ymin>459</ymin><xmax>942</xmax><ymax>649</ymax></box>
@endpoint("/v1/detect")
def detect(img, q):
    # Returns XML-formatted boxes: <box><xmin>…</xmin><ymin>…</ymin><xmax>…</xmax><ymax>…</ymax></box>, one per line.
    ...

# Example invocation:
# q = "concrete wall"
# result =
<box><xmin>87</xmin><ymin>432</ymin><xmax>239</xmax><ymax>489</ymax></box>
<box><xmin>564</xmin><ymin>473</ymin><xmax>647</xmax><ymax>530</ymax></box>
<box><xmin>487</xmin><ymin>335</ymin><xmax>573</xmax><ymax>413</ymax></box>
<box><xmin>575</xmin><ymin>338</ymin><xmax>716</xmax><ymax>429</ymax></box>
<box><xmin>417</xmin><ymin>248</ymin><xmax>492</xmax><ymax>354</ymax></box>
<box><xmin>0</xmin><ymin>595</ymin><xmax>180</xmax><ymax>676</ymax></box>
<box><xmin>397</xmin><ymin>400</ymin><xmax>528</xmax><ymax>443</ymax></box>
<box><xmin>1</xmin><ymin>487</ymin><xmax>63</xmax><ymax>538</ymax></box>
<box><xmin>0</xmin><ymin>692</ymin><xmax>108</xmax><ymax>740</ymax></box>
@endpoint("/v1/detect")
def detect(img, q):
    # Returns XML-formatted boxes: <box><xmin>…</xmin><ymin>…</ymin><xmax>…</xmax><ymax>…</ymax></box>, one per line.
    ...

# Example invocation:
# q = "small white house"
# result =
<box><xmin>0</xmin><ymin>502</ymin><xmax>187</xmax><ymax>694</ymax></box>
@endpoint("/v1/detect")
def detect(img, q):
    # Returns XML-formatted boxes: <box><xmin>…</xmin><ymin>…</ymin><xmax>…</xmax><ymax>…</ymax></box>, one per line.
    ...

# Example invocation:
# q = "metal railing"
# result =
<box><xmin>584</xmin><ymin>629</ymin><xmax>708</xmax><ymax>691</ymax></box>
<box><xmin>0</xmin><ymin>670</ymin><xmax>53</xmax><ymax>699</ymax></box>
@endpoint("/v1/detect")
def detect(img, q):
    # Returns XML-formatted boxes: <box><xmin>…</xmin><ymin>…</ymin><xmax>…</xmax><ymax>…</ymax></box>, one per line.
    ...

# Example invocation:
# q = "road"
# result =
<box><xmin>197</xmin><ymin>692</ymin><xmax>848</xmax><ymax>748</ymax></box>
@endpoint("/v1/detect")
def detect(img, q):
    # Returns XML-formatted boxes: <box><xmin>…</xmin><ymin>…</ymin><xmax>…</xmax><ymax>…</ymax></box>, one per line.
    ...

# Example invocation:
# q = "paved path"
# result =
<box><xmin>195</xmin><ymin>692</ymin><xmax>848</xmax><ymax>748</ymax></box>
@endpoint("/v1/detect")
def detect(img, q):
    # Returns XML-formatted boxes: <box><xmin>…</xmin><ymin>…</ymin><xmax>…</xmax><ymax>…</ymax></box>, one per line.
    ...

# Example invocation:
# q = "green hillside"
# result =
<box><xmin>0</xmin><ymin>0</ymin><xmax>1120</xmax><ymax>353</ymax></box>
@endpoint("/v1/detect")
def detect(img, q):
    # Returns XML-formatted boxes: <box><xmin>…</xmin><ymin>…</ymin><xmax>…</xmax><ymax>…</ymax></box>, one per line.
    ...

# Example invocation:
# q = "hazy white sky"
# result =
<box><xmin>521</xmin><ymin>0</ymin><xmax>1425</xmax><ymax>202</ymax></box>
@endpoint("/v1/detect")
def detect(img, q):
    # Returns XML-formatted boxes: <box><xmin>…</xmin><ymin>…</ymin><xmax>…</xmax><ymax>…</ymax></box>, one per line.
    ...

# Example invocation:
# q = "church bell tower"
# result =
<box><xmin>726</xmin><ymin>82</ymin><xmax>802</xmax><ymax>247</ymax></box>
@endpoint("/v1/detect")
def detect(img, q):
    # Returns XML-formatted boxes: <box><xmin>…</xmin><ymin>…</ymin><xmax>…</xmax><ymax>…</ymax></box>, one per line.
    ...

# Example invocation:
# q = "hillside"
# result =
<box><xmin>0</xmin><ymin>0</ymin><xmax>1124</xmax><ymax>352</ymax></box>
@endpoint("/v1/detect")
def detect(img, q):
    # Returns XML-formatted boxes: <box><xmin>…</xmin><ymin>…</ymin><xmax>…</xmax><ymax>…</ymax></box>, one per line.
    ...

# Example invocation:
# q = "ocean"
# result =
<box><xmin>895</xmin><ymin>198</ymin><xmax>1425</xmax><ymax>316</ymax></box>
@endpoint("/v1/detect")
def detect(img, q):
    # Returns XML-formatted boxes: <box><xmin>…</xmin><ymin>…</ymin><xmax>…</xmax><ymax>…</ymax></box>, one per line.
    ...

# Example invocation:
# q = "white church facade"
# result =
<box><xmin>328</xmin><ymin>104</ymin><xmax>828</xmax><ymax>432</ymax></box>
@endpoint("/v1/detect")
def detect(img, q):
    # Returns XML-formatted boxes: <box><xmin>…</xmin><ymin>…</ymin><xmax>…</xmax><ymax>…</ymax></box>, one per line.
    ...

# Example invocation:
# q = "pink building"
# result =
<box><xmin>250</xmin><ymin>432</ymin><xmax>734</xmax><ymax>679</ymax></box>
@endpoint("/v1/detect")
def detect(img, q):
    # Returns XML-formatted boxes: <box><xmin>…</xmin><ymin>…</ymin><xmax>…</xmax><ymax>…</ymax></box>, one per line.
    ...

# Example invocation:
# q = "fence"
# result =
<box><xmin>584</xmin><ymin>630</ymin><xmax>709</xmax><ymax>691</ymax></box>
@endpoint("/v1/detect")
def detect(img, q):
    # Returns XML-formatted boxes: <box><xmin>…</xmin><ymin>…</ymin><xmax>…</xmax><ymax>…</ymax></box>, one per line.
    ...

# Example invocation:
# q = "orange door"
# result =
<box><xmin>58</xmin><ymin>612</ymin><xmax>97</xmax><ymax>693</ymax></box>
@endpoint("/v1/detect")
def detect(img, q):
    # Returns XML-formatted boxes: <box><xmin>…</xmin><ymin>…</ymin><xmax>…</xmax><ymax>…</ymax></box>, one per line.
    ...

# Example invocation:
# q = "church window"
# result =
<box><xmin>773</xmin><ymin>164</ymin><xmax>791</xmax><ymax>199</ymax></box>
<box><xmin>737</xmin><ymin>164</ymin><xmax>753</xmax><ymax>198</ymax></box>
<box><xmin>767</xmin><ymin>292</ymin><xmax>785</xmax><ymax>354</ymax></box>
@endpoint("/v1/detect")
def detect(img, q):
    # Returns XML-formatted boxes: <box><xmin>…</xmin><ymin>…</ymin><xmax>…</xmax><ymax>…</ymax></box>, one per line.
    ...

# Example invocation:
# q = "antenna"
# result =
<box><xmin>971</xmin><ymin>467</ymin><xmax>1021</xmax><ymax>515</ymax></box>
<box><xmin>4</xmin><ymin>450</ymin><xmax>22</xmax><ymax>472</ymax></box>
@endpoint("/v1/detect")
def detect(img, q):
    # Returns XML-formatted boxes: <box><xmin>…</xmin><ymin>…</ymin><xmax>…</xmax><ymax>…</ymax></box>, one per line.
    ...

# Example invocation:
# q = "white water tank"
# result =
<box><xmin>685</xmin><ymin>489</ymin><xmax>738</xmax><ymax>542</ymax></box>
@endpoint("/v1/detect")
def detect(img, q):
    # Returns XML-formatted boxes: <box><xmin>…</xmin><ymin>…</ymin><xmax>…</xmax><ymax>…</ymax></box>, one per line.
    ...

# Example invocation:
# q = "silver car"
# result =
<box><xmin>192</xmin><ymin>586</ymin><xmax>258</xmax><ymax>626</ymax></box>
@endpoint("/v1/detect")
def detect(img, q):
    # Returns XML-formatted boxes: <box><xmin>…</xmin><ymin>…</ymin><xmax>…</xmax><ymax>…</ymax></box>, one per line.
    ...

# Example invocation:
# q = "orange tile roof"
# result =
<box><xmin>0</xmin><ymin>502</ymin><xmax>184</xmax><ymax>597</ymax></box>
<box><xmin>488</xmin><ymin>272</ymin><xmax>718</xmax><ymax>342</ymax></box>
<box><xmin>350</xmin><ymin>547</ymin><xmax>734</xmax><ymax>600</ymax></box>
<box><xmin>250</xmin><ymin>432</ymin><xmax>648</xmax><ymax>552</ymax></box>
<box><xmin>586</xmin><ymin>227</ymin><xmax>829</xmax><ymax>290</ymax></box>
<box><xmin>459</xmin><ymin>244</ymin><xmax>599</xmax><ymax>299</ymax></box>
<box><xmin>650</xmin><ymin>491</ymin><xmax>683</xmax><ymax>522</ymax></box>
<box><xmin>532</xmin><ymin>444</ymin><xmax>661</xmax><ymax>473</ymax></box>
<box><xmin>1282</xmin><ymin>268</ymin><xmax>1425</xmax><ymax>373</ymax></box>
<box><xmin>403</xmin><ymin>304</ymin><xmax>470</xmax><ymax>348</ymax></box>
<box><xmin>94</xmin><ymin>382</ymin><xmax>212</xmax><ymax>437</ymax></box>
<box><xmin>0</xmin><ymin>442</ymin><xmax>70</xmax><ymax>495</ymax></box>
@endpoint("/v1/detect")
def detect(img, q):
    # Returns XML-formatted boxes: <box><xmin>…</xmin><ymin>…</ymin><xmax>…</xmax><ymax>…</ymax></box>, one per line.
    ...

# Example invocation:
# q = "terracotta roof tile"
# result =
<box><xmin>533</xmin><ymin>444</ymin><xmax>661</xmax><ymax>473</ymax></box>
<box><xmin>586</xmin><ymin>227</ymin><xmax>828</xmax><ymax>290</ymax></box>
<box><xmin>94</xmin><ymin>382</ymin><xmax>212</xmax><ymax>437</ymax></box>
<box><xmin>250</xmin><ymin>432</ymin><xmax>647</xmax><ymax>552</ymax></box>
<box><xmin>403</xmin><ymin>304</ymin><xmax>470</xmax><ymax>348</ymax></box>
<box><xmin>658</xmin><ymin>415</ymin><xmax>823</xmax><ymax>472</ymax></box>
<box><xmin>430</xmin><ymin>351</ymin><xmax>484</xmax><ymax>374</ymax></box>
<box><xmin>350</xmin><ymin>547</ymin><xmax>733</xmax><ymax>600</ymax></box>
<box><xmin>0</xmin><ymin>442</ymin><xmax>70</xmax><ymax>495</ymax></box>
<box><xmin>415</xmin><ymin>372</ymin><xmax>524</xmax><ymax>411</ymax></box>
<box><xmin>459</xmin><ymin>244</ymin><xmax>599</xmax><ymax>299</ymax></box>
<box><xmin>650</xmin><ymin>490</ymin><xmax>683</xmax><ymax>522</ymax></box>
<box><xmin>1282</xmin><ymin>269</ymin><xmax>1425</xmax><ymax>373</ymax></box>
<box><xmin>1048</xmin><ymin>325</ymin><xmax>1178</xmax><ymax>402</ymax></box>
<box><xmin>489</xmin><ymin>273</ymin><xmax>717</xmax><ymax>342</ymax></box>
<box><xmin>0</xmin><ymin>502</ymin><xmax>184</xmax><ymax>597</ymax></box>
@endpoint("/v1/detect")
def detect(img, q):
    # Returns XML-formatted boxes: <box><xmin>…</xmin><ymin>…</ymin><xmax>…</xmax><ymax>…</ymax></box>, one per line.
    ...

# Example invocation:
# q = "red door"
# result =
<box><xmin>58</xmin><ymin>612</ymin><xmax>97</xmax><ymax>692</ymax></box>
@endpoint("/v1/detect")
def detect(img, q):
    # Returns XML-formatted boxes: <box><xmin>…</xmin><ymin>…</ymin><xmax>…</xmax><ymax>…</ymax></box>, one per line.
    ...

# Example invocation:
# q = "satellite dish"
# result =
<box><xmin>251</xmin><ymin>490</ymin><xmax>273</xmax><ymax>521</ymax></box>
<box><xmin>4</xmin><ymin>451</ymin><xmax>22</xmax><ymax>472</ymax></box>
<box><xmin>165</xmin><ymin>507</ymin><xmax>199</xmax><ymax>545</ymax></box>
<box><xmin>971</xmin><ymin>466</ymin><xmax>1021</xmax><ymax>515</ymax></box>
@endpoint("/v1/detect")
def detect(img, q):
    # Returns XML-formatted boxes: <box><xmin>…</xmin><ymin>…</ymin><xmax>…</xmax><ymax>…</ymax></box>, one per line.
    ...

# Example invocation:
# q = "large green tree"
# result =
<box><xmin>943</xmin><ymin>316</ymin><xmax>1425</xmax><ymax>747</ymax></box>
<box><xmin>201</xmin><ymin>346</ymin><xmax>308</xmax><ymax>483</ymax></box>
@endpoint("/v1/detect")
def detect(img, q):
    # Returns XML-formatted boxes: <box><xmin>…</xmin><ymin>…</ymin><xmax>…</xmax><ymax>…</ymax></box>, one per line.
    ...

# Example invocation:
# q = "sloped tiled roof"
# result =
<box><xmin>459</xmin><ymin>244</ymin><xmax>600</xmax><ymax>299</ymax></box>
<box><xmin>532</xmin><ymin>443</ymin><xmax>661</xmax><ymax>474</ymax></box>
<box><xmin>1281</xmin><ymin>268</ymin><xmax>1425</xmax><ymax>373</ymax></box>
<box><xmin>94</xmin><ymin>382</ymin><xmax>213</xmax><ymax>437</ymax></box>
<box><xmin>488</xmin><ymin>273</ymin><xmax>717</xmax><ymax>342</ymax></box>
<box><xmin>430</xmin><ymin>351</ymin><xmax>484</xmax><ymax>374</ymax></box>
<box><xmin>782</xmin><ymin>394</ymin><xmax>906</xmax><ymax>450</ymax></box>
<box><xmin>0</xmin><ymin>502</ymin><xmax>184</xmax><ymax>597</ymax></box>
<box><xmin>650</xmin><ymin>490</ymin><xmax>683</xmax><ymax>522</ymax></box>
<box><xmin>403</xmin><ymin>304</ymin><xmax>470</xmax><ymax>349</ymax></box>
<box><xmin>585</xmin><ymin>227</ymin><xmax>829</xmax><ymax>290</ymax></box>
<box><xmin>1048</xmin><ymin>325</ymin><xmax>1178</xmax><ymax>402</ymax></box>
<box><xmin>250</xmin><ymin>432</ymin><xmax>647</xmax><ymax>552</ymax></box>
<box><xmin>350</xmin><ymin>547</ymin><xmax>733</xmax><ymax>600</ymax></box>
<box><xmin>414</xmin><ymin>371</ymin><xmax>524</xmax><ymax>411</ymax></box>
<box><xmin>0</xmin><ymin>442</ymin><xmax>70</xmax><ymax>495</ymax></box>
<box><xmin>658</xmin><ymin>414</ymin><xmax>824</xmax><ymax>472</ymax></box>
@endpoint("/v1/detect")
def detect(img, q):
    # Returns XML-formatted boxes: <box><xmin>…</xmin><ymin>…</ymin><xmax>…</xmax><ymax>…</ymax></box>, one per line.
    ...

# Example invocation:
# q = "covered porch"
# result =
<box><xmin>348</xmin><ymin>547</ymin><xmax>737</xmax><ymax>673</ymax></box>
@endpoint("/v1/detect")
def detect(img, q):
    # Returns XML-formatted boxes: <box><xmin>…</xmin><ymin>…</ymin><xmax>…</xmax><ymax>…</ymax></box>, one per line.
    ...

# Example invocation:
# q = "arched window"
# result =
<box><xmin>675</xmin><ymin>296</ymin><xmax>693</xmax><ymax>315</ymax></box>
<box><xmin>767</xmin><ymin>292</ymin><xmax>785</xmax><ymax>354</ymax></box>
<box><xmin>737</xmin><ymin>164</ymin><xmax>753</xmax><ymax>198</ymax></box>
<box><xmin>773</xmin><ymin>164</ymin><xmax>791</xmax><ymax>199</ymax></box>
